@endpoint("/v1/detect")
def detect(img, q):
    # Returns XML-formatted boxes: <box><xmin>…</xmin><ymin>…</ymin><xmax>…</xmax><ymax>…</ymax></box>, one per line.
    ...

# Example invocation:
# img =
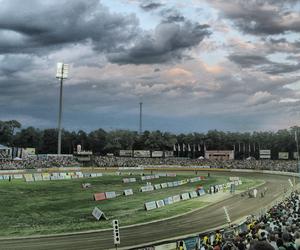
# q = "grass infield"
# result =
<box><xmin>0</xmin><ymin>172</ymin><xmax>262</xmax><ymax>236</ymax></box>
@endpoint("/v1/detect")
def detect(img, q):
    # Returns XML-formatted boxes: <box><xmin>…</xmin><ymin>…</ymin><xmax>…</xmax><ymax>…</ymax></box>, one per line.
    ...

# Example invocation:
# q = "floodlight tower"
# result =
<box><xmin>139</xmin><ymin>101</ymin><xmax>143</xmax><ymax>135</ymax></box>
<box><xmin>56</xmin><ymin>62</ymin><xmax>69</xmax><ymax>155</ymax></box>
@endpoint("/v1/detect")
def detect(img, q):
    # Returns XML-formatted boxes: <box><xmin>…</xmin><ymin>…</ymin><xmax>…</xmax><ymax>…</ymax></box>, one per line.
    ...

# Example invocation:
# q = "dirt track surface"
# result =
<box><xmin>0</xmin><ymin>171</ymin><xmax>290</xmax><ymax>250</ymax></box>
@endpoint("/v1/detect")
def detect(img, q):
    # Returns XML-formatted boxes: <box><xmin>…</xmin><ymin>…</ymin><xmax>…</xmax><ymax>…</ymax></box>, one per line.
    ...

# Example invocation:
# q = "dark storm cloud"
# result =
<box><xmin>0</xmin><ymin>0</ymin><xmax>140</xmax><ymax>54</ymax></box>
<box><xmin>228</xmin><ymin>53</ymin><xmax>300</xmax><ymax>74</ymax></box>
<box><xmin>209</xmin><ymin>0</ymin><xmax>300</xmax><ymax>35</ymax></box>
<box><xmin>139</xmin><ymin>1</ymin><xmax>164</xmax><ymax>11</ymax></box>
<box><xmin>228</xmin><ymin>54</ymin><xmax>269</xmax><ymax>67</ymax></box>
<box><xmin>0</xmin><ymin>55</ymin><xmax>34</xmax><ymax>75</ymax></box>
<box><xmin>160</xmin><ymin>8</ymin><xmax>185</xmax><ymax>23</ymax></box>
<box><xmin>108</xmin><ymin>21</ymin><xmax>210</xmax><ymax>64</ymax></box>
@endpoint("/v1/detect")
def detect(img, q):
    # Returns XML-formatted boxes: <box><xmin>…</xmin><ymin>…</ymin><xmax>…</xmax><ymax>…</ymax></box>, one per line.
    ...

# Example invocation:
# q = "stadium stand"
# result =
<box><xmin>0</xmin><ymin>155</ymin><xmax>298</xmax><ymax>172</ymax></box>
<box><xmin>94</xmin><ymin>156</ymin><xmax>298</xmax><ymax>172</ymax></box>
<box><xmin>0</xmin><ymin>156</ymin><xmax>80</xmax><ymax>170</ymax></box>
<box><xmin>189</xmin><ymin>191</ymin><xmax>300</xmax><ymax>250</ymax></box>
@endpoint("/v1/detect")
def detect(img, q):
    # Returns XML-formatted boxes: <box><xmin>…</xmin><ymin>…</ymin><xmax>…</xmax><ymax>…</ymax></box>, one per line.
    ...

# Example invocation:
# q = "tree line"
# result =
<box><xmin>0</xmin><ymin>120</ymin><xmax>299</xmax><ymax>159</ymax></box>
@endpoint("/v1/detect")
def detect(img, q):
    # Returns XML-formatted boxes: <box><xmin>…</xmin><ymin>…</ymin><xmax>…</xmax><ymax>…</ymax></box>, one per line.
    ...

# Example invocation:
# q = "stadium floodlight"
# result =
<box><xmin>56</xmin><ymin>62</ymin><xmax>69</xmax><ymax>155</ymax></box>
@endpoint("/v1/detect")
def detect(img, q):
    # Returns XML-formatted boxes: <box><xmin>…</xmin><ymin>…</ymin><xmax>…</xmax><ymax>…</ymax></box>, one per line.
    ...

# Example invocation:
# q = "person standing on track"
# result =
<box><xmin>253</xmin><ymin>188</ymin><xmax>258</xmax><ymax>198</ymax></box>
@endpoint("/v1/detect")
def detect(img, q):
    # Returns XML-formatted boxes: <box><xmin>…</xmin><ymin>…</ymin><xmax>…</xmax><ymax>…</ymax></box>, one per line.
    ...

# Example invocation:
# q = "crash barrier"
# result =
<box><xmin>123</xmin><ymin>178</ymin><xmax>137</xmax><ymax>183</ymax></box>
<box><xmin>94</xmin><ymin>188</ymin><xmax>134</xmax><ymax>201</ymax></box>
<box><xmin>144</xmin><ymin>188</ymin><xmax>206</xmax><ymax>211</ymax></box>
<box><xmin>140</xmin><ymin>176</ymin><xmax>205</xmax><ymax>193</ymax></box>
<box><xmin>140</xmin><ymin>173</ymin><xmax>177</xmax><ymax>181</ymax></box>
<box><xmin>144</xmin><ymin>179</ymin><xmax>243</xmax><ymax>211</ymax></box>
<box><xmin>0</xmin><ymin>172</ymin><xmax>103</xmax><ymax>182</ymax></box>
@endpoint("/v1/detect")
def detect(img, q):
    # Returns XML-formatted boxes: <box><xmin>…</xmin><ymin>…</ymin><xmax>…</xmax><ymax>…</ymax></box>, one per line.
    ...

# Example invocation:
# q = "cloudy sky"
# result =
<box><xmin>1</xmin><ymin>0</ymin><xmax>300</xmax><ymax>133</ymax></box>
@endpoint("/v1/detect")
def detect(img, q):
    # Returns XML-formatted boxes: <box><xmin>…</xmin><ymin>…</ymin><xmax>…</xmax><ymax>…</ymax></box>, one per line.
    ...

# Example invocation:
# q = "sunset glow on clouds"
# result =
<box><xmin>0</xmin><ymin>0</ymin><xmax>300</xmax><ymax>132</ymax></box>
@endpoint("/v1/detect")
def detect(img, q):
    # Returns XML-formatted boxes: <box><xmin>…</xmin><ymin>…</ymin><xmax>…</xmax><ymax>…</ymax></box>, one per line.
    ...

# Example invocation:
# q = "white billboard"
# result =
<box><xmin>260</xmin><ymin>155</ymin><xmax>271</xmax><ymax>159</ymax></box>
<box><xmin>260</xmin><ymin>150</ymin><xmax>271</xmax><ymax>154</ymax></box>
<box><xmin>260</xmin><ymin>150</ymin><xmax>271</xmax><ymax>159</ymax></box>
<box><xmin>205</xmin><ymin>150</ymin><xmax>234</xmax><ymax>160</ymax></box>
<box><xmin>151</xmin><ymin>151</ymin><xmax>163</xmax><ymax>158</ymax></box>
<box><xmin>278</xmin><ymin>152</ymin><xmax>289</xmax><ymax>160</ymax></box>
<box><xmin>119</xmin><ymin>150</ymin><xmax>132</xmax><ymax>157</ymax></box>
<box><xmin>134</xmin><ymin>150</ymin><xmax>150</xmax><ymax>158</ymax></box>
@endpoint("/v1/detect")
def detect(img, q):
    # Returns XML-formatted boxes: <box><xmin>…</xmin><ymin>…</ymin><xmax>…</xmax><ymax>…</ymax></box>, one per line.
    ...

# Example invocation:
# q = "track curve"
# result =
<box><xmin>0</xmin><ymin>171</ymin><xmax>291</xmax><ymax>250</ymax></box>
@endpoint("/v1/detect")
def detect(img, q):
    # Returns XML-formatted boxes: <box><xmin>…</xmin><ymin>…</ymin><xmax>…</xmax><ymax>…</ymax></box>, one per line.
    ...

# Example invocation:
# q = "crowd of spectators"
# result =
<box><xmin>0</xmin><ymin>156</ymin><xmax>80</xmax><ymax>170</ymax></box>
<box><xmin>0</xmin><ymin>155</ymin><xmax>298</xmax><ymax>172</ymax></box>
<box><xmin>193</xmin><ymin>191</ymin><xmax>300</xmax><ymax>249</ymax></box>
<box><xmin>94</xmin><ymin>156</ymin><xmax>298</xmax><ymax>172</ymax></box>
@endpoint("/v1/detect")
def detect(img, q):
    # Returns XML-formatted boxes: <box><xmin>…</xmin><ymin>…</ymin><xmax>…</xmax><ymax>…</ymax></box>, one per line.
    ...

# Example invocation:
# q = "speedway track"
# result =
<box><xmin>0</xmin><ymin>171</ymin><xmax>290</xmax><ymax>250</ymax></box>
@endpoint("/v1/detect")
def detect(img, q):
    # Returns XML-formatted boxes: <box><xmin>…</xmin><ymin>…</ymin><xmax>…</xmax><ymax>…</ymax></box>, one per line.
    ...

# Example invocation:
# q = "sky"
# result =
<box><xmin>1</xmin><ymin>0</ymin><xmax>300</xmax><ymax>133</ymax></box>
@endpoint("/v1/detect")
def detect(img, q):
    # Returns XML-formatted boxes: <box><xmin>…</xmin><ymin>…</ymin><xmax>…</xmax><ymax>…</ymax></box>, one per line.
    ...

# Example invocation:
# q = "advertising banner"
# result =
<box><xmin>198</xmin><ymin>189</ymin><xmax>206</xmax><ymax>196</ymax></box>
<box><xmin>134</xmin><ymin>150</ymin><xmax>151</xmax><ymax>158</ymax></box>
<box><xmin>92</xmin><ymin>207</ymin><xmax>107</xmax><ymax>220</ymax></box>
<box><xmin>154</xmin><ymin>243</ymin><xmax>176</xmax><ymax>250</ymax></box>
<box><xmin>183</xmin><ymin>237</ymin><xmax>198</xmax><ymax>250</ymax></box>
<box><xmin>22</xmin><ymin>148</ymin><xmax>36</xmax><ymax>158</ymax></box>
<box><xmin>166</xmin><ymin>173</ymin><xmax>177</xmax><ymax>177</ymax></box>
<box><xmin>94</xmin><ymin>193</ymin><xmax>107</xmax><ymax>201</ymax></box>
<box><xmin>33</xmin><ymin>173</ymin><xmax>43</xmax><ymax>181</ymax></box>
<box><xmin>123</xmin><ymin>178</ymin><xmax>130</xmax><ymax>183</ymax></box>
<box><xmin>259</xmin><ymin>150</ymin><xmax>270</xmax><ymax>154</ymax></box>
<box><xmin>140</xmin><ymin>185</ymin><xmax>154</xmax><ymax>192</ymax></box>
<box><xmin>1</xmin><ymin>175</ymin><xmax>10</xmax><ymax>180</ymax></box>
<box><xmin>145</xmin><ymin>201</ymin><xmax>157</xmax><ymax>211</ymax></box>
<box><xmin>13</xmin><ymin>174</ymin><xmax>23</xmax><ymax>179</ymax></box>
<box><xmin>119</xmin><ymin>150</ymin><xmax>133</xmax><ymax>157</ymax></box>
<box><xmin>24</xmin><ymin>174</ymin><xmax>34</xmax><ymax>182</ymax></box>
<box><xmin>156</xmin><ymin>200</ymin><xmax>165</xmax><ymax>208</ymax></box>
<box><xmin>163</xmin><ymin>197</ymin><xmax>173</xmax><ymax>205</ymax></box>
<box><xmin>42</xmin><ymin>173</ymin><xmax>50</xmax><ymax>180</ymax></box>
<box><xmin>161</xmin><ymin>183</ymin><xmax>168</xmax><ymax>188</ymax></box>
<box><xmin>260</xmin><ymin>155</ymin><xmax>271</xmax><ymax>159</ymax></box>
<box><xmin>260</xmin><ymin>150</ymin><xmax>271</xmax><ymax>159</ymax></box>
<box><xmin>181</xmin><ymin>193</ymin><xmax>190</xmax><ymax>200</ymax></box>
<box><xmin>279</xmin><ymin>152</ymin><xmax>289</xmax><ymax>159</ymax></box>
<box><xmin>124</xmin><ymin>189</ymin><xmax>133</xmax><ymax>196</ymax></box>
<box><xmin>75</xmin><ymin>172</ymin><xmax>83</xmax><ymax>178</ymax></box>
<box><xmin>189</xmin><ymin>191</ymin><xmax>198</xmax><ymax>199</ymax></box>
<box><xmin>151</xmin><ymin>151</ymin><xmax>163</xmax><ymax>158</ymax></box>
<box><xmin>105</xmin><ymin>191</ymin><xmax>116</xmax><ymax>199</ymax></box>
<box><xmin>167</xmin><ymin>182</ymin><xmax>174</xmax><ymax>188</ymax></box>
<box><xmin>65</xmin><ymin>173</ymin><xmax>71</xmax><ymax>179</ymax></box>
<box><xmin>173</xmin><ymin>181</ymin><xmax>179</xmax><ymax>187</ymax></box>
<box><xmin>173</xmin><ymin>195</ymin><xmax>181</xmax><ymax>203</ymax></box>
